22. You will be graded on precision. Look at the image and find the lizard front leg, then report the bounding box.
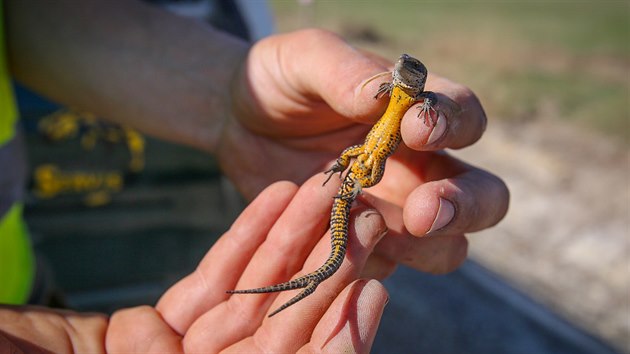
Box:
[416,91,438,126]
[375,81,394,99]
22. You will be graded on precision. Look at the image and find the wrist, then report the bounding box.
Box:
[197,33,249,154]
[0,305,108,353]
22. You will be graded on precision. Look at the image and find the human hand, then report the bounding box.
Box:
[0,178,387,353]
[107,176,389,353]
[217,29,509,277]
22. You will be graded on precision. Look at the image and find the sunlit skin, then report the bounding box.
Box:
[228,54,442,317]
[1,0,508,351]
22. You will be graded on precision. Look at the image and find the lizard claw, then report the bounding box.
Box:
[417,102,438,127]
[416,92,438,127]
[323,164,344,186]
[375,82,394,99]
[334,180,362,201]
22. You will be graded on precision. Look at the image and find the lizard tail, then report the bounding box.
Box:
[267,281,319,317]
[226,275,310,294]
[226,198,352,317]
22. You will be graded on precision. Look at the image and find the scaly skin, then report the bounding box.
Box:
[227,54,438,317]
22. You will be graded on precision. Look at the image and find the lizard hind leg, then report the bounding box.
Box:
[334,175,362,201]
[323,163,345,186]
[323,144,363,186]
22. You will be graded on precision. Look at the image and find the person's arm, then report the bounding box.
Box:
[6,0,245,153]
[0,177,389,353]
[0,306,108,353]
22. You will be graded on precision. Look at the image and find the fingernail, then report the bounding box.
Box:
[354,209,388,248]
[426,111,447,145]
[428,197,455,233]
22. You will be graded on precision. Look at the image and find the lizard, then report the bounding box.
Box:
[227,54,438,317]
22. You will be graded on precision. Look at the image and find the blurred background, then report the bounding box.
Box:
[19,0,628,353]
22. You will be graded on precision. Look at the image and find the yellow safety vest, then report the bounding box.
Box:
[0,0,35,304]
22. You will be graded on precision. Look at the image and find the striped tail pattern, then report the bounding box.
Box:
[227,173,355,317]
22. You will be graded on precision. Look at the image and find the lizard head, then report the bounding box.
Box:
[393,54,428,95]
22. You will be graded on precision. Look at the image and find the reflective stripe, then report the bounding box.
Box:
[0,0,19,145]
[0,203,34,304]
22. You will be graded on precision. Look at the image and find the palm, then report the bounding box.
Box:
[107,178,388,353]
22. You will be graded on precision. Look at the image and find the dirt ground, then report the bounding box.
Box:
[450,118,629,352]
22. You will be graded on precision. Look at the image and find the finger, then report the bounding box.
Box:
[181,174,338,353]
[363,193,470,274]
[365,159,509,274]
[221,280,387,354]
[303,279,388,354]
[361,253,397,280]
[246,203,387,353]
[379,149,509,236]
[378,231,469,275]
[157,180,298,334]
[237,29,391,137]
[107,306,182,352]
[403,166,510,237]
[401,75,487,150]
[278,29,391,123]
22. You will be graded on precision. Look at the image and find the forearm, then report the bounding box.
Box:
[5,0,248,153]
[0,305,108,353]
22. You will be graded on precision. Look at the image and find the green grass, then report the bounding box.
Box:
[270,0,629,142]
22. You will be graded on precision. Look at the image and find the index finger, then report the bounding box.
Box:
[156,181,298,334]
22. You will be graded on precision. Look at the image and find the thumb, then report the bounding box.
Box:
[279,29,391,124]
